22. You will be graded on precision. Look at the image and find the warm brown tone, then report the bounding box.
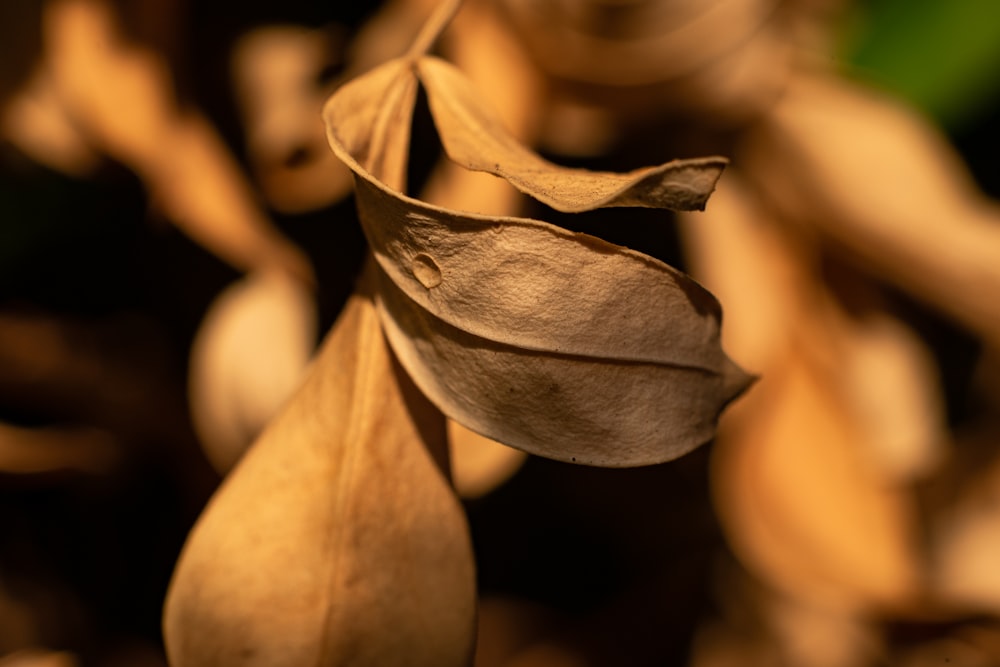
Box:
[162,0,749,663]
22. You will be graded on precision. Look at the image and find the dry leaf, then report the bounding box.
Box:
[741,72,1000,347]
[687,192,924,614]
[712,340,923,614]
[230,25,356,214]
[163,269,476,666]
[448,420,526,499]
[416,57,726,212]
[838,313,946,483]
[322,13,750,466]
[165,2,747,662]
[188,269,317,474]
[494,0,795,126]
[494,0,784,88]
[678,172,805,374]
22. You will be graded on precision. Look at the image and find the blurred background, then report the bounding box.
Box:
[1,0,999,665]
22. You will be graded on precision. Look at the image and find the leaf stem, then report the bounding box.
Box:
[406,0,464,61]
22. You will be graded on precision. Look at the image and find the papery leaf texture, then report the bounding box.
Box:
[163,273,477,666]
[322,7,750,467]
[416,57,727,212]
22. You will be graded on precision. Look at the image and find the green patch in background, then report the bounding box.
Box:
[840,0,1000,131]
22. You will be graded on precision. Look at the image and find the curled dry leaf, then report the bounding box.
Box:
[416,57,727,212]
[322,21,750,467]
[165,2,746,663]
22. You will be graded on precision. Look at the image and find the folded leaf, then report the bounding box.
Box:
[323,45,749,466]
[416,56,727,212]
[377,267,746,466]
[326,57,417,192]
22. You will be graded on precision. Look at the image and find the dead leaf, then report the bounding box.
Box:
[163,267,477,667]
[712,338,923,614]
[322,15,749,466]
[685,173,923,614]
[494,0,780,88]
[741,72,1000,347]
[448,420,526,499]
[164,1,747,661]
[493,0,795,125]
[188,269,317,474]
[416,57,726,212]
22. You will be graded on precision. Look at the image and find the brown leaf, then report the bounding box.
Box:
[687,175,924,613]
[448,420,527,499]
[416,56,727,213]
[164,2,749,662]
[162,268,477,667]
[741,72,1000,347]
[322,40,749,467]
[188,269,317,474]
[712,341,923,613]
